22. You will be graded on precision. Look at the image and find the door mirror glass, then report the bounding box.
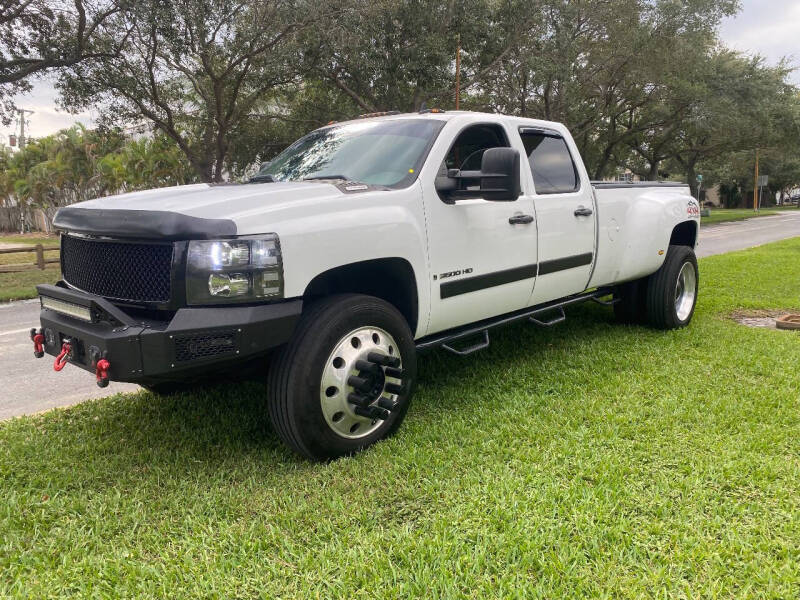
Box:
[479,147,521,201]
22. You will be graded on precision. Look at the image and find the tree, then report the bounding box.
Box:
[58,0,312,182]
[669,52,799,198]
[0,0,125,122]
[475,0,738,179]
[0,124,197,223]
[302,0,533,115]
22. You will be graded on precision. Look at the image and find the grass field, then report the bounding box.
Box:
[700,207,783,225]
[0,234,61,302]
[1,238,799,598]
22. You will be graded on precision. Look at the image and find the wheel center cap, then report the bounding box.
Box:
[356,365,386,403]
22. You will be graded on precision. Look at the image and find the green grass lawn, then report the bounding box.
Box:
[0,234,61,302]
[701,207,783,225]
[2,239,799,598]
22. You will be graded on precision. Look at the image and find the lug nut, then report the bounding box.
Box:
[354,405,390,420]
[384,366,404,379]
[367,352,400,368]
[347,392,370,407]
[384,382,405,395]
[355,359,381,374]
[377,397,397,411]
[347,375,372,393]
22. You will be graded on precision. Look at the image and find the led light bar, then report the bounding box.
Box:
[40,296,93,322]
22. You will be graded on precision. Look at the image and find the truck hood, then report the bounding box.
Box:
[53,181,352,239]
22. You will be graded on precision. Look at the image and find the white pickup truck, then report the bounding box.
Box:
[32,110,700,459]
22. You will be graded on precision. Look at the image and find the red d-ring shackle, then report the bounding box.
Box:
[53,342,71,371]
[30,329,45,358]
[95,358,110,388]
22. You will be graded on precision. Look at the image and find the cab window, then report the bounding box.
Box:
[444,124,509,172]
[520,131,579,194]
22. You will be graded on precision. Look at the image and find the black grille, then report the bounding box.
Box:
[174,331,237,362]
[61,235,173,303]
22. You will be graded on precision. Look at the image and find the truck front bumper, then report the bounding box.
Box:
[34,283,302,385]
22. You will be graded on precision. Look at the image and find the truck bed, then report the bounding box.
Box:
[588,181,694,289]
[591,181,689,189]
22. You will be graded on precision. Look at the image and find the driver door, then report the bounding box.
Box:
[421,121,538,335]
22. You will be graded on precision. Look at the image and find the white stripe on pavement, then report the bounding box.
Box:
[0,328,34,337]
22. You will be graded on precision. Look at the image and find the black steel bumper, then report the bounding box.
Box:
[34,283,302,384]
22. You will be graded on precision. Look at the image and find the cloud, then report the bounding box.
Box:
[2,77,96,145]
[719,0,799,84]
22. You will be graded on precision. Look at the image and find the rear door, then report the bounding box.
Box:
[518,127,596,305]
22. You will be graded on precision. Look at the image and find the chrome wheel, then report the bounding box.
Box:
[674,261,697,321]
[320,326,403,439]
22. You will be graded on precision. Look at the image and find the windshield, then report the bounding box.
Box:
[256,119,444,188]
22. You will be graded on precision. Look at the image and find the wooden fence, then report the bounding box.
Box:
[0,244,60,273]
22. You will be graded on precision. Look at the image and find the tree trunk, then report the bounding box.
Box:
[592,144,615,181]
[189,157,215,183]
[647,159,659,181]
[685,158,698,199]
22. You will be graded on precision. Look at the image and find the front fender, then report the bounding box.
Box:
[237,185,430,337]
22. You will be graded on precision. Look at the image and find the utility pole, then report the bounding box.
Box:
[753,148,759,212]
[455,34,461,110]
[17,108,34,149]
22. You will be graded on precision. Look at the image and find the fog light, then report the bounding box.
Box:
[208,273,250,296]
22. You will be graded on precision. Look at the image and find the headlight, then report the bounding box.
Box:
[186,235,283,304]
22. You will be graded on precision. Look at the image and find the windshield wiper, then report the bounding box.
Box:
[248,174,276,183]
[303,174,350,181]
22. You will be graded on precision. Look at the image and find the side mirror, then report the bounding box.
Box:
[435,148,521,203]
[479,147,520,201]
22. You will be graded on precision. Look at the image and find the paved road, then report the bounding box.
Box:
[697,210,800,257]
[1,211,799,420]
[0,299,140,420]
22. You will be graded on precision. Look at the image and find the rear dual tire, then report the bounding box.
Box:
[266,294,416,461]
[614,245,698,330]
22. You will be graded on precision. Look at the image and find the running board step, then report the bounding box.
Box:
[529,307,565,327]
[441,329,490,356]
[591,295,620,306]
[415,287,615,355]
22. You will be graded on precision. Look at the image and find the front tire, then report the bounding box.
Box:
[267,294,416,460]
[645,245,699,329]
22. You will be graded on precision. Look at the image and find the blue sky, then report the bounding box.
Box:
[3,0,798,141]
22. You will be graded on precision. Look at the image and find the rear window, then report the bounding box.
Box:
[520,132,579,194]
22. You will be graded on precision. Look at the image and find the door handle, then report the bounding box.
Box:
[508,214,534,225]
[574,206,593,217]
